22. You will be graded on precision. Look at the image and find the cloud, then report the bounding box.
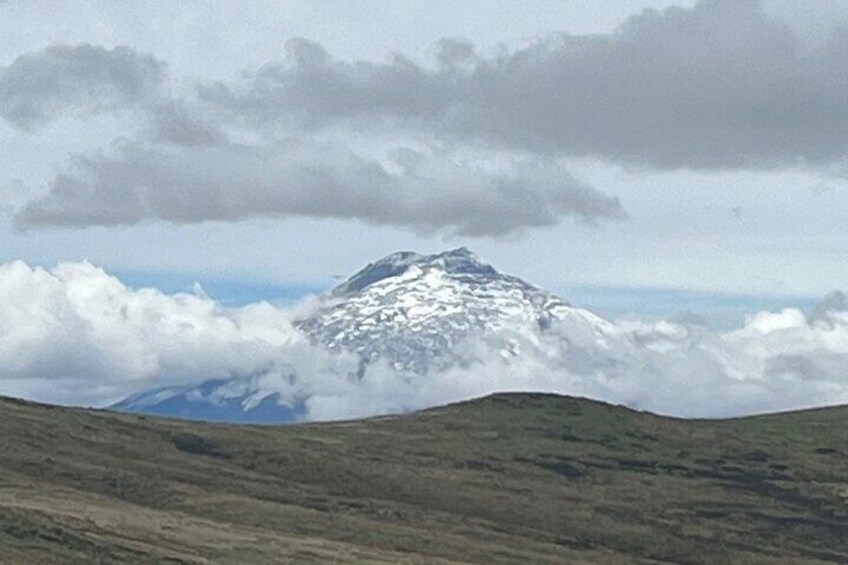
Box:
[1,41,625,235]
[5,1,848,237]
[14,138,624,235]
[146,99,227,146]
[0,44,165,129]
[0,260,352,406]
[302,299,848,421]
[203,0,848,169]
[0,259,847,418]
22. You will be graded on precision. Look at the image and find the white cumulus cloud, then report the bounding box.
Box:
[0,260,846,419]
[0,260,335,405]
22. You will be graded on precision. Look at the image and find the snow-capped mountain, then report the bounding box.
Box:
[296,247,616,373]
[113,248,621,422]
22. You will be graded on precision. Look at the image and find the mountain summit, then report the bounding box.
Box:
[331,248,500,297]
[114,249,617,422]
[295,247,596,375]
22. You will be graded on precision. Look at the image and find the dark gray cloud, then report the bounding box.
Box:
[15,139,624,235]
[202,0,848,169]
[0,44,165,129]
[12,0,843,236]
[146,99,227,146]
[0,40,624,235]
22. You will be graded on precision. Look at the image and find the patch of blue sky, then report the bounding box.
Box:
[113,269,330,307]
[110,268,818,330]
[559,285,817,331]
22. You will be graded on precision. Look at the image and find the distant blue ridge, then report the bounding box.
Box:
[560,284,816,330]
[113,269,329,306]
[112,378,305,424]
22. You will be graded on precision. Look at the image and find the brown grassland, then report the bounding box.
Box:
[0,392,846,563]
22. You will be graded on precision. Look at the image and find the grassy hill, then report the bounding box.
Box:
[0,393,846,564]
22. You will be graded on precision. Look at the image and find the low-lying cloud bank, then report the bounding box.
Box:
[0,261,313,405]
[1,260,846,419]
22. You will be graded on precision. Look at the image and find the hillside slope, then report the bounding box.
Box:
[0,393,847,563]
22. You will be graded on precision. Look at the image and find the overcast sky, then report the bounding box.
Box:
[3,0,848,300]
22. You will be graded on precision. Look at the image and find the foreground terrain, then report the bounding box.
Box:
[0,393,846,564]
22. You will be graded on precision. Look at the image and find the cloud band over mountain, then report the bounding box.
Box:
[0,258,846,420]
[5,1,848,233]
[202,0,848,169]
[14,140,624,235]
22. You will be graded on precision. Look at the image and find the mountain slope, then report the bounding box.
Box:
[115,248,624,423]
[1,393,847,563]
